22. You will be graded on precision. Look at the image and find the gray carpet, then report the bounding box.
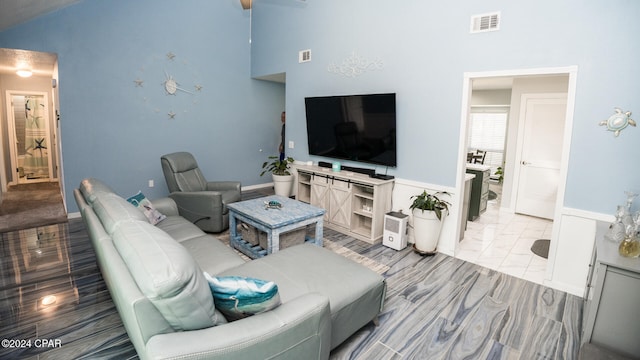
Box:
[0,182,67,233]
[531,239,550,259]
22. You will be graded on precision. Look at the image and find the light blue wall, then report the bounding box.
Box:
[0,0,286,212]
[1,0,638,215]
[251,0,640,214]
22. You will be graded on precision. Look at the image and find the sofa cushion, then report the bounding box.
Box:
[155,216,206,243]
[112,221,224,331]
[79,177,116,204]
[180,235,246,275]
[221,243,385,349]
[204,274,281,321]
[93,193,148,234]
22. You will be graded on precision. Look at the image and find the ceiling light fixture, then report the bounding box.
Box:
[41,294,57,306]
[16,68,33,78]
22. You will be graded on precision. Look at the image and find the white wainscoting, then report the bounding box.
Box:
[391,178,459,256]
[545,208,613,297]
[393,177,611,297]
[252,175,610,297]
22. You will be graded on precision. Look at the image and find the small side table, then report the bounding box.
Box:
[228,195,325,259]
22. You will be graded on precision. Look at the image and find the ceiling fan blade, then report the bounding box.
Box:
[240,0,306,10]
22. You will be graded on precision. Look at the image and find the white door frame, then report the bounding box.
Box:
[456,66,578,282]
[5,90,54,185]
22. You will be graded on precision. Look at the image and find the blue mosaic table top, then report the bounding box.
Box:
[227,195,325,228]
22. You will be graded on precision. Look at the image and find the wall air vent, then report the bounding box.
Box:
[299,49,311,63]
[470,12,500,33]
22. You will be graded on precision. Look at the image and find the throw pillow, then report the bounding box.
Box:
[126,191,166,225]
[203,273,281,321]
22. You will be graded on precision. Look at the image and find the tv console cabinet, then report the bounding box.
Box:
[294,165,394,244]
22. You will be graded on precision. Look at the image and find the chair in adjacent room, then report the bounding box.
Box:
[472,149,487,164]
[160,151,241,233]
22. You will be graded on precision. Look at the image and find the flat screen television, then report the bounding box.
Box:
[304,93,397,167]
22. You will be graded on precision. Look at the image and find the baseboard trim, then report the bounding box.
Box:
[561,207,613,222]
[242,183,273,191]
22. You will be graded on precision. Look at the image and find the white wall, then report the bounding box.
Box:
[471,89,512,107]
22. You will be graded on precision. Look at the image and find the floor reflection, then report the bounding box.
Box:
[3,223,76,321]
[0,221,130,359]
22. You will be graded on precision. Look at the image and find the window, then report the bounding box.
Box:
[468,110,508,178]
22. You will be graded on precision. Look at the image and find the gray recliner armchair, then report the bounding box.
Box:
[161,151,241,233]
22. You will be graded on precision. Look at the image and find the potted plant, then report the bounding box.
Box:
[409,190,451,255]
[495,166,504,183]
[260,155,295,197]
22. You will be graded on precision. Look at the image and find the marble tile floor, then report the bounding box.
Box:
[456,184,553,286]
[0,218,583,359]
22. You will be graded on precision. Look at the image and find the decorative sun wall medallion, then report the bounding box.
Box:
[599,108,635,137]
[134,52,203,119]
[328,51,384,78]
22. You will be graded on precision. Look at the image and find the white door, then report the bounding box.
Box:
[6,92,54,184]
[515,94,567,219]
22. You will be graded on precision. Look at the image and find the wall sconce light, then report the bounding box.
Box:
[16,68,33,78]
[599,108,636,137]
[240,0,252,10]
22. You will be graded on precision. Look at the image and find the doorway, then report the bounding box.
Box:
[6,92,54,184]
[0,48,61,207]
[456,66,578,285]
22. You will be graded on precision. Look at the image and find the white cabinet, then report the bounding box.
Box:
[309,174,329,215]
[295,165,393,244]
[328,178,352,229]
[581,222,640,359]
[311,175,351,229]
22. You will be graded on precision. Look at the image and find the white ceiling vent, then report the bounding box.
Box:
[299,49,311,63]
[470,12,500,33]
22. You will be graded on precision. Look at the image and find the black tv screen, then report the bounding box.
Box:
[304,93,397,167]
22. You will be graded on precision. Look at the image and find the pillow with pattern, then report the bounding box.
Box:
[126,191,166,225]
[204,273,281,321]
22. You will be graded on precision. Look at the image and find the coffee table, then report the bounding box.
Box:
[228,195,325,259]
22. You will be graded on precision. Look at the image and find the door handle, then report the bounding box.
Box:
[521,161,530,165]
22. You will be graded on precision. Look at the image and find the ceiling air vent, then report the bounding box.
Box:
[299,49,311,63]
[470,12,500,33]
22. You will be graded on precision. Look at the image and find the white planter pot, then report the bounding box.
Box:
[272,174,293,197]
[412,209,444,254]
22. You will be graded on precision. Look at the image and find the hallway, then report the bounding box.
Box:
[456,182,552,286]
[0,182,66,233]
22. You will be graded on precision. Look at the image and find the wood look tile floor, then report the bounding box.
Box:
[0,190,584,359]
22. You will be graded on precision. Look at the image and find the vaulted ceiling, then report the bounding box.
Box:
[0,0,80,32]
[0,0,78,76]
[0,1,516,88]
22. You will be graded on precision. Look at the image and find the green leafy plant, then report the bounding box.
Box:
[409,190,451,220]
[495,166,504,183]
[260,156,294,176]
